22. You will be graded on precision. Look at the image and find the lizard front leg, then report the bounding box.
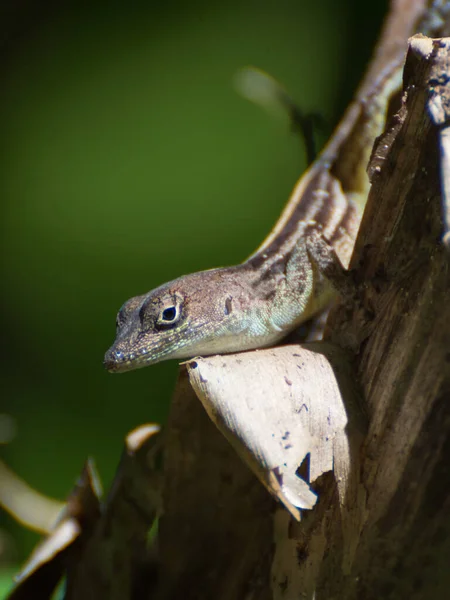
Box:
[305,229,357,300]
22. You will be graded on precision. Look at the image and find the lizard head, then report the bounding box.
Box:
[103,267,255,372]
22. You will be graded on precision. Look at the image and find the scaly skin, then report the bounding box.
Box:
[104,236,334,372]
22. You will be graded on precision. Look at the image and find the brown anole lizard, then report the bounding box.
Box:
[104,0,444,373]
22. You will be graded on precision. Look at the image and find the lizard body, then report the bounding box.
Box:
[104,2,440,373]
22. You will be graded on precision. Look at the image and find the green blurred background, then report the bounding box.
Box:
[0,0,386,581]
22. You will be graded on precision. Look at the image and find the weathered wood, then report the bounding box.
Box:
[6,426,162,600]
[157,369,275,600]
[65,425,162,600]
[186,344,365,520]
[6,460,101,600]
[324,35,450,600]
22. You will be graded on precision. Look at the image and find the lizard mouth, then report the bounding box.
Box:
[103,346,155,373]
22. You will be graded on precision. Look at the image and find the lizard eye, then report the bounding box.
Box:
[156,303,182,329]
[162,307,176,321]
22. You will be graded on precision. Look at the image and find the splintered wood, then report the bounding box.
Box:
[186,344,364,521]
[6,425,162,600]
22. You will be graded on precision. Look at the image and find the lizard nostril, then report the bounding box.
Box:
[103,348,126,372]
